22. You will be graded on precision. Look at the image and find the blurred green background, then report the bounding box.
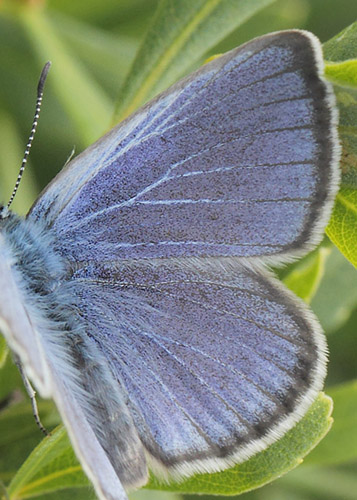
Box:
[0,1,356,500]
[1,0,357,212]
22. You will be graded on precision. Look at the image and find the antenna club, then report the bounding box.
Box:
[38,61,51,94]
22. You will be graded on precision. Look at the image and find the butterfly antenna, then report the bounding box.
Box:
[7,61,51,209]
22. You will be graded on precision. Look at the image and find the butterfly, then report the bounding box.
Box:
[0,30,340,500]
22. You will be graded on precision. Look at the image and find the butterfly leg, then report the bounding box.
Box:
[13,354,50,436]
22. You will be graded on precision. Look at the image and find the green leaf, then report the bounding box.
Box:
[325,60,357,88]
[130,491,181,500]
[7,427,89,500]
[145,394,332,495]
[283,246,331,303]
[327,81,357,267]
[326,79,357,267]
[51,12,138,94]
[324,22,357,88]
[304,380,357,466]
[324,21,357,62]
[5,395,331,498]
[113,0,276,122]
[0,400,58,485]
[310,245,357,333]
[47,0,158,33]
[14,3,113,146]
[323,22,357,267]
[327,187,357,266]
[0,348,22,403]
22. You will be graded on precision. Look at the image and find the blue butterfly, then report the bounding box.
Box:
[0,30,340,500]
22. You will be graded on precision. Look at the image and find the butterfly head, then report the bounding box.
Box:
[0,205,10,220]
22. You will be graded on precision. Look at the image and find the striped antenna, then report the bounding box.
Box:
[7,61,51,209]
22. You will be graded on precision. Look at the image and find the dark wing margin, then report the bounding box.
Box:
[29,30,340,265]
[68,257,327,479]
[7,29,339,500]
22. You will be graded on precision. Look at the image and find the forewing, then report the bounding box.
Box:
[29,30,339,263]
[70,257,327,477]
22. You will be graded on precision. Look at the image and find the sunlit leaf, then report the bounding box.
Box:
[5,395,331,498]
[0,400,58,485]
[324,21,357,267]
[7,427,88,500]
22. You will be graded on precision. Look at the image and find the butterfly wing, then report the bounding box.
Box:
[0,234,51,394]
[68,257,327,477]
[0,238,135,500]
[17,29,339,498]
[47,371,131,500]
[28,30,339,264]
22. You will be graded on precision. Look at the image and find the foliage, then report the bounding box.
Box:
[0,1,356,499]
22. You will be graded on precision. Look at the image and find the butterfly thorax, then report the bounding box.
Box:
[0,205,9,219]
[0,210,69,299]
[0,208,150,488]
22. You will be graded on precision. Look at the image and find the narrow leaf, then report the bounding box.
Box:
[7,427,88,499]
[0,111,38,215]
[51,12,138,92]
[6,395,332,498]
[0,400,58,485]
[16,3,113,146]
[114,0,276,122]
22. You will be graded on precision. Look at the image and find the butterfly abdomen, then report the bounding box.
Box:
[0,211,148,489]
